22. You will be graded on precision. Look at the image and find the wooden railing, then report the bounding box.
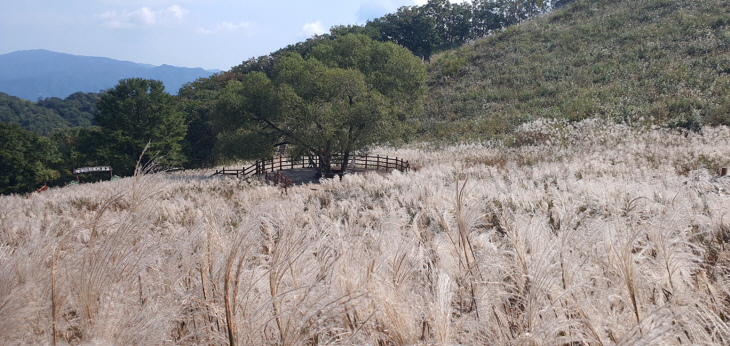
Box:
[212,165,257,177]
[212,154,409,179]
[348,155,410,172]
[265,171,293,190]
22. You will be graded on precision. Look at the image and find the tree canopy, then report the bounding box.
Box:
[94,78,187,175]
[214,34,426,173]
[0,123,61,194]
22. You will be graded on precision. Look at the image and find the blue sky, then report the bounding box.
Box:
[0,0,456,71]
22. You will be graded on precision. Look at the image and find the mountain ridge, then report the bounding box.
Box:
[0,49,219,100]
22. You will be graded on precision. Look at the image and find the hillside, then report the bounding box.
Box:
[0,91,99,134]
[1,120,729,344]
[424,0,730,140]
[0,50,217,100]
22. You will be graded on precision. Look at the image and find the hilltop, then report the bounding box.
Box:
[424,0,730,140]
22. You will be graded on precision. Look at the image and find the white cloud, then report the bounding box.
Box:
[164,5,188,20]
[136,7,156,25]
[197,21,253,35]
[96,5,187,29]
[300,20,326,37]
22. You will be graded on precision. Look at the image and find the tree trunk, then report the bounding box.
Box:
[318,151,331,174]
[341,151,350,173]
[341,126,355,173]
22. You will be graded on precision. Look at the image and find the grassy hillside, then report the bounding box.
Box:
[424,0,730,140]
[0,91,99,135]
[1,119,729,344]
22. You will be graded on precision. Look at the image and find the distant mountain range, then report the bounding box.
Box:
[0,49,219,100]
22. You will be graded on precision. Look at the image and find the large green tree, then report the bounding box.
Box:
[214,34,426,174]
[95,78,187,176]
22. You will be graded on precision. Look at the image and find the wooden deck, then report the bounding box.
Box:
[212,154,409,189]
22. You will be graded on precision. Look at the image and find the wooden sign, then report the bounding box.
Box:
[73,166,112,175]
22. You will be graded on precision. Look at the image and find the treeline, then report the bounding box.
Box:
[0,92,99,135]
[232,0,571,78]
[352,0,574,60]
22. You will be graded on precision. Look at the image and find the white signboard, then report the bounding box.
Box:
[73,166,112,175]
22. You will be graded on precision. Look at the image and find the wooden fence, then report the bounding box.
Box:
[212,154,409,178]
[264,170,293,191]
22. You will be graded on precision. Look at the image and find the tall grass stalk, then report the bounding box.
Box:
[1,119,729,344]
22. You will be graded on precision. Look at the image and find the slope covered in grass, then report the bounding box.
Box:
[2,120,729,344]
[424,0,730,140]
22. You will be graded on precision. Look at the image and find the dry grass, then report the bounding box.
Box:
[1,119,730,345]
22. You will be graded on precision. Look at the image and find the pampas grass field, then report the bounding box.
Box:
[2,119,730,345]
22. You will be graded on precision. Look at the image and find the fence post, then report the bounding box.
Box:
[722,167,728,176]
[376,155,380,170]
[386,156,389,170]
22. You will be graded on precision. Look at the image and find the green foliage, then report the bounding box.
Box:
[46,126,110,183]
[370,6,440,59]
[212,72,281,161]
[48,127,85,180]
[213,35,427,172]
[309,34,427,120]
[361,0,553,60]
[0,123,61,194]
[424,0,730,140]
[227,1,553,78]
[37,92,100,128]
[273,54,391,170]
[215,128,273,162]
[177,73,245,168]
[0,92,69,135]
[0,91,99,135]
[95,78,187,176]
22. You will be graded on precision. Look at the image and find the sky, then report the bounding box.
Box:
[0,0,458,71]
